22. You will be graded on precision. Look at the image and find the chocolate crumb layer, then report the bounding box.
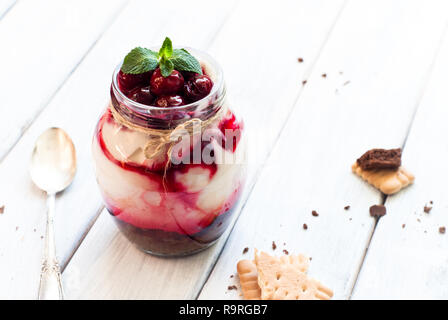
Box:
[357,148,402,171]
[370,205,386,217]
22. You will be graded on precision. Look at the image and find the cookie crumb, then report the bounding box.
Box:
[344,205,350,210]
[15,226,19,231]
[0,205,4,214]
[424,205,432,214]
[230,275,234,278]
[311,210,319,217]
[303,223,308,230]
[282,249,289,255]
[439,227,446,234]
[430,201,433,205]
[298,57,304,63]
[242,247,249,254]
[227,285,238,291]
[370,205,386,217]
[272,241,277,250]
[402,224,406,229]
[302,80,307,86]
[322,73,327,78]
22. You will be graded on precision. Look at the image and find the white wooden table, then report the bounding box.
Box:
[1,0,448,300]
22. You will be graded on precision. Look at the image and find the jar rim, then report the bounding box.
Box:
[111,47,224,113]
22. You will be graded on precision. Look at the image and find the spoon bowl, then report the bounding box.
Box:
[30,127,76,194]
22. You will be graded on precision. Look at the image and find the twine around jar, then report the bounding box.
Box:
[109,101,227,188]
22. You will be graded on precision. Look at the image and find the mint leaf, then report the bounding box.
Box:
[169,49,202,74]
[121,47,158,74]
[159,37,173,59]
[159,58,174,77]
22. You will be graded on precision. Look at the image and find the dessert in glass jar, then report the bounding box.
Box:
[92,38,246,256]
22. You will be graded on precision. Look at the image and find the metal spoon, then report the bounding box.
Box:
[29,127,77,300]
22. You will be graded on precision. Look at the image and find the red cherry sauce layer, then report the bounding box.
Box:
[96,109,243,236]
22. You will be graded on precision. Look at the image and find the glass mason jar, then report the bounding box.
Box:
[92,49,246,256]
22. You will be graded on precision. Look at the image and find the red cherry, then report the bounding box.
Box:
[183,74,213,102]
[127,86,155,105]
[150,68,184,95]
[154,95,186,108]
[117,70,151,93]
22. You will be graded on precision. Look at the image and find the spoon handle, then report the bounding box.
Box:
[38,193,64,300]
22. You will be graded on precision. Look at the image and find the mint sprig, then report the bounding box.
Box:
[121,47,158,74]
[120,37,203,77]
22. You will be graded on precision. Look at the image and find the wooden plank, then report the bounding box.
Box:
[62,0,346,299]
[0,0,126,161]
[352,24,448,300]
[0,0,238,301]
[0,0,16,20]
[199,0,448,300]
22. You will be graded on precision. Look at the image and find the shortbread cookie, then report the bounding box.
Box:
[237,260,262,300]
[357,148,402,171]
[254,251,332,300]
[237,252,310,300]
[352,162,414,195]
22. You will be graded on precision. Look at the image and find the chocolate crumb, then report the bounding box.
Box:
[343,80,351,86]
[349,218,352,221]
[33,229,36,232]
[357,148,402,171]
[303,223,308,230]
[417,218,421,223]
[322,73,327,78]
[430,201,433,205]
[402,224,406,229]
[228,285,237,291]
[302,80,307,86]
[0,205,4,214]
[230,275,234,278]
[272,241,277,250]
[311,210,319,217]
[283,249,289,255]
[344,205,350,210]
[309,257,313,261]
[439,227,446,234]
[298,57,304,63]
[242,247,249,254]
[424,206,432,214]
[40,236,44,239]
[370,205,386,217]
[15,226,19,231]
